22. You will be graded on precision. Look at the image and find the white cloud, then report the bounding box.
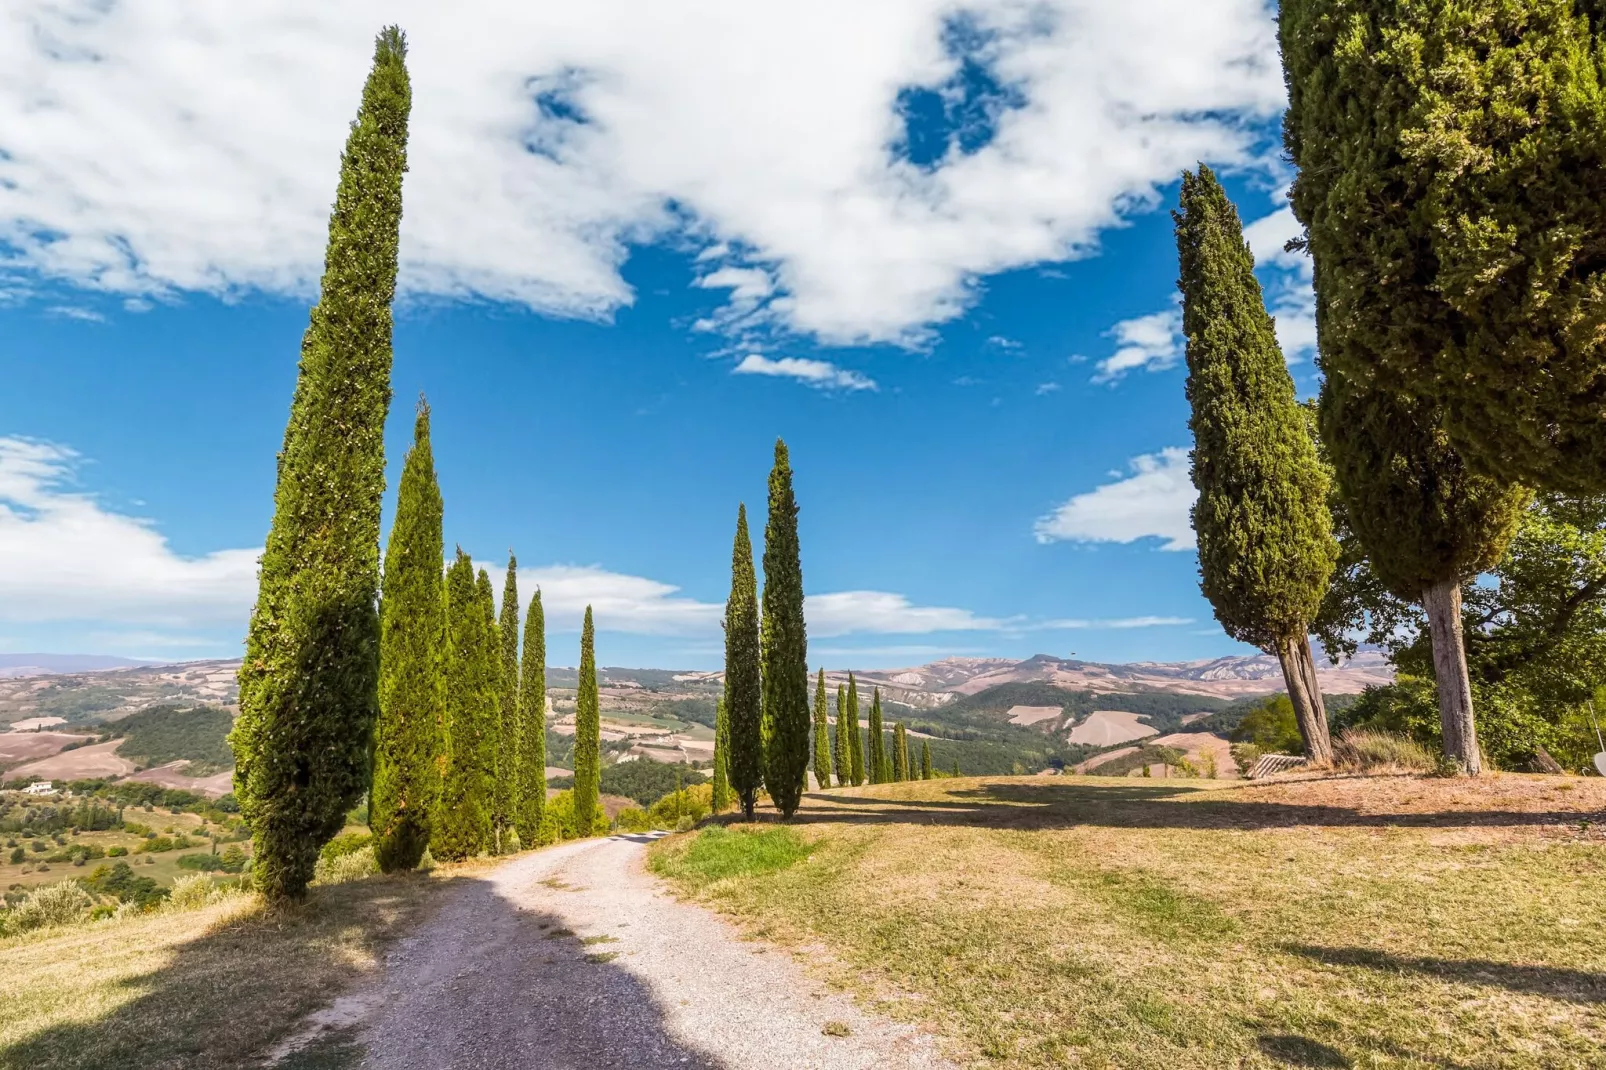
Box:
[1092,307,1183,383]
[1242,204,1317,362]
[516,565,724,637]
[804,591,1012,637]
[732,354,877,391]
[1035,381,1061,395]
[1034,447,1196,550]
[0,1,1285,345]
[0,438,261,626]
[1040,615,1193,629]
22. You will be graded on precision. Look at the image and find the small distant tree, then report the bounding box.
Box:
[724,506,764,819]
[832,682,849,786]
[952,758,961,777]
[760,440,810,818]
[845,674,865,786]
[811,669,832,788]
[866,689,888,784]
[495,553,520,849]
[920,741,932,780]
[572,606,601,833]
[514,588,547,844]
[711,698,732,813]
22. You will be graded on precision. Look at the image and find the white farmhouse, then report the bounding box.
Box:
[20,781,55,796]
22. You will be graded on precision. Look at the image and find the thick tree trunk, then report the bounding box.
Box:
[1275,633,1333,765]
[1422,580,1482,775]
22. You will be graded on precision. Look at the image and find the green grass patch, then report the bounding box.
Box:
[648,825,812,886]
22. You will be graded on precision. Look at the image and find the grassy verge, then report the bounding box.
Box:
[650,775,1606,1069]
[0,871,446,1070]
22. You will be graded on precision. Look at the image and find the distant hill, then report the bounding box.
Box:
[0,653,156,678]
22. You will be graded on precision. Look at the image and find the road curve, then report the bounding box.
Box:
[342,833,953,1069]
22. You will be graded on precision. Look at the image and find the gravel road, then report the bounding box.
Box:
[337,833,954,1069]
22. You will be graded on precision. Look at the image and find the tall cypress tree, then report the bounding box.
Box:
[952,758,961,777]
[832,682,849,787]
[495,553,520,848]
[1280,0,1606,494]
[920,741,932,780]
[724,505,764,819]
[811,669,832,789]
[231,28,411,901]
[711,697,733,813]
[572,606,601,834]
[514,588,547,844]
[432,550,494,860]
[1176,166,1339,764]
[1320,371,1528,774]
[372,399,442,873]
[866,688,887,785]
[760,440,810,818]
[891,723,907,782]
[846,674,865,786]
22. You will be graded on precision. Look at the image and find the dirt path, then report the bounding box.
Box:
[323,834,953,1069]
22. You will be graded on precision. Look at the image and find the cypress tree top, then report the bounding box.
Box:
[232,26,411,901]
[1177,165,1337,650]
[761,439,810,818]
[1281,0,1606,492]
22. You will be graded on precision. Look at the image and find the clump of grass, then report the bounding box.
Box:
[2,880,93,935]
[648,826,812,886]
[584,951,620,964]
[822,1021,851,1037]
[312,845,379,886]
[1333,728,1435,773]
[580,934,618,946]
[544,927,575,939]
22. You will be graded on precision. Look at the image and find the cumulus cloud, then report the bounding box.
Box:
[1092,308,1184,382]
[1242,204,1317,362]
[804,591,1012,637]
[732,354,877,391]
[1040,615,1193,629]
[0,1,1284,344]
[1034,447,1196,550]
[515,565,724,636]
[0,438,261,626]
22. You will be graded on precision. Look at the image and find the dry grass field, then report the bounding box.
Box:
[651,774,1606,1069]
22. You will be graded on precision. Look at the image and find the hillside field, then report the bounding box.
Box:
[651,774,1606,1069]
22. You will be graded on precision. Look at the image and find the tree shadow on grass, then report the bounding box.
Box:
[771,780,1603,834]
[1257,1033,1351,1068]
[0,866,726,1070]
[1283,944,1606,1004]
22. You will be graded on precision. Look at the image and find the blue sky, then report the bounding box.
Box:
[0,1,1316,669]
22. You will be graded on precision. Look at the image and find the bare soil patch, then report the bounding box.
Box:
[123,762,234,797]
[1148,731,1239,776]
[8,739,133,780]
[1066,710,1157,746]
[1006,705,1062,726]
[1072,745,1137,773]
[0,731,84,765]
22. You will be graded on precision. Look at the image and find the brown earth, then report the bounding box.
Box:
[1147,732,1239,777]
[123,762,235,797]
[0,730,86,766]
[7,738,134,780]
[1066,710,1158,747]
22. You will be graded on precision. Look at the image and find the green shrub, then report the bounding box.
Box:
[648,783,712,829]
[177,853,227,872]
[613,808,651,834]
[106,846,127,857]
[545,790,609,841]
[8,880,93,932]
[312,845,378,886]
[1229,696,1305,754]
[82,861,167,909]
[7,847,21,864]
[166,873,226,911]
[319,832,374,863]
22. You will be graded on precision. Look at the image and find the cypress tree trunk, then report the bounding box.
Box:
[1422,581,1482,775]
[1274,635,1333,765]
[572,606,601,835]
[846,674,865,786]
[432,550,494,860]
[711,698,732,813]
[832,683,848,787]
[231,27,411,902]
[514,588,547,844]
[372,400,443,873]
[496,554,520,849]
[866,689,886,785]
[1294,636,1332,755]
[760,440,810,818]
[920,741,932,780]
[724,506,764,820]
[812,669,832,789]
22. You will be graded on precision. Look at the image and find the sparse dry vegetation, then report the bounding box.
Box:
[651,775,1606,1069]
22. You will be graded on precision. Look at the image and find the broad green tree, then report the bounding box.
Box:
[232,27,411,901]
[760,440,810,817]
[724,505,764,819]
[866,688,888,784]
[920,741,932,780]
[711,698,733,813]
[515,588,547,844]
[496,553,520,848]
[1176,165,1338,763]
[1320,371,1527,774]
[811,669,832,788]
[831,682,848,787]
[1281,0,1606,494]
[892,722,909,782]
[845,674,865,786]
[432,550,496,860]
[572,606,601,834]
[372,399,442,873]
